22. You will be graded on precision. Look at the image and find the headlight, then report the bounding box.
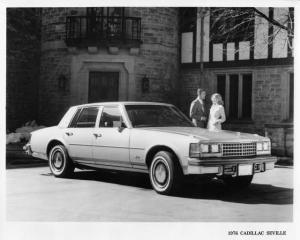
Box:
[257,141,271,154]
[257,142,263,151]
[189,143,201,158]
[190,143,221,158]
[200,144,209,153]
[211,144,220,153]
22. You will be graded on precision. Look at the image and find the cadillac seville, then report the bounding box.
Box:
[25,102,277,194]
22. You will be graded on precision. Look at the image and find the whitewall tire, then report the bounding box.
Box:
[149,151,182,195]
[49,145,74,178]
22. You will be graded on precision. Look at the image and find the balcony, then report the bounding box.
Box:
[66,15,142,48]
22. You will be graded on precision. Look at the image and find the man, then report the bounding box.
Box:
[190,88,208,128]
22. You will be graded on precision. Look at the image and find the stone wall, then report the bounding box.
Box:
[6,8,41,131]
[253,67,290,125]
[179,68,213,115]
[179,65,294,155]
[39,7,179,125]
[131,7,179,104]
[39,50,71,126]
[265,123,293,157]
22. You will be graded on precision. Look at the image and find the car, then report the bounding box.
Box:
[25,102,277,194]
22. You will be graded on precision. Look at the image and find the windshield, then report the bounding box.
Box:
[125,105,194,128]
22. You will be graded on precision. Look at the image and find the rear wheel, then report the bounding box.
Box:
[223,175,253,189]
[49,145,74,178]
[149,151,182,195]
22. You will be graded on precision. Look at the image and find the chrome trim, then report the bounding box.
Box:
[188,155,277,166]
[76,162,148,173]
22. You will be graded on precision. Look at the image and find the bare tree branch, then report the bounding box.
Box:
[252,8,290,33]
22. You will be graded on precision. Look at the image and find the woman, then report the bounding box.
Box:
[207,93,226,131]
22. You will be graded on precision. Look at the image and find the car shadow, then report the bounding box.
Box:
[59,169,293,205]
[176,179,293,205]
[70,169,152,190]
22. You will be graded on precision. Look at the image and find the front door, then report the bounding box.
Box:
[93,105,131,168]
[88,71,119,103]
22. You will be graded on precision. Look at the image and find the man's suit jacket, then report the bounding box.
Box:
[190,98,208,127]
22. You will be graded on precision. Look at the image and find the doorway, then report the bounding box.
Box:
[88,71,119,103]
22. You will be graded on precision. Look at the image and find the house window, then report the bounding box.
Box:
[180,8,197,63]
[217,73,252,120]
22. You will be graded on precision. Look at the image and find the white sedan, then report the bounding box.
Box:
[25,102,277,195]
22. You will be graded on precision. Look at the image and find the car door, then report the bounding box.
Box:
[93,105,131,168]
[64,106,99,165]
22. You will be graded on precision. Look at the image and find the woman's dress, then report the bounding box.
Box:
[207,104,226,131]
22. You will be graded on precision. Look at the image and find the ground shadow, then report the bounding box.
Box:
[55,169,293,205]
[6,159,48,169]
[71,169,152,190]
[176,179,293,205]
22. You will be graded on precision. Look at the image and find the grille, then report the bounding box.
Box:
[222,143,256,157]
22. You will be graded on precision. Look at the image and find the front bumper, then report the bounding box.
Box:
[186,155,277,175]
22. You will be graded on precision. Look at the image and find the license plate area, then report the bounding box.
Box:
[223,163,265,176]
[238,164,253,176]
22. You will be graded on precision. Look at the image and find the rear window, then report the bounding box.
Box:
[58,106,77,128]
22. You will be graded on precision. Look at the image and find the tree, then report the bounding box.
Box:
[208,7,294,52]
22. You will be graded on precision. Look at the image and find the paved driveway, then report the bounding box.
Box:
[6,165,293,221]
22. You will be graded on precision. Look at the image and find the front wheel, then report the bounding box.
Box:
[49,145,74,178]
[149,151,182,195]
[223,175,253,189]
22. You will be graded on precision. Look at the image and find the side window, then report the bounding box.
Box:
[99,107,123,128]
[71,107,99,128]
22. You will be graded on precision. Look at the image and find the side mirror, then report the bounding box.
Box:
[116,121,127,132]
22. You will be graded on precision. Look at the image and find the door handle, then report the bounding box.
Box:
[65,132,73,136]
[93,133,102,138]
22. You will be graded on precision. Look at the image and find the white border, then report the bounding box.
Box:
[1,1,299,240]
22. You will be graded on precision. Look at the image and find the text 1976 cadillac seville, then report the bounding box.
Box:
[26,102,277,194]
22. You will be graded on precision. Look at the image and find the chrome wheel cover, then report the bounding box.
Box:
[151,156,171,191]
[49,146,66,175]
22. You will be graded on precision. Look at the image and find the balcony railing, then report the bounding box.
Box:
[66,16,142,47]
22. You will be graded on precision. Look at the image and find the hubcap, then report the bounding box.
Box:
[154,163,167,184]
[52,150,64,170]
[151,157,170,191]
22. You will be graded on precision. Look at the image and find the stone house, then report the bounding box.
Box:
[179,7,293,156]
[6,7,293,156]
[6,8,40,131]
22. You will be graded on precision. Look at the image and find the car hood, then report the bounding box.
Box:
[141,127,267,142]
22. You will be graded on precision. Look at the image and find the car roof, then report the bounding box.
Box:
[72,101,174,108]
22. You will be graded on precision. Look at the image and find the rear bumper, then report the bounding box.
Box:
[186,155,277,175]
[23,143,48,161]
[23,143,33,155]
